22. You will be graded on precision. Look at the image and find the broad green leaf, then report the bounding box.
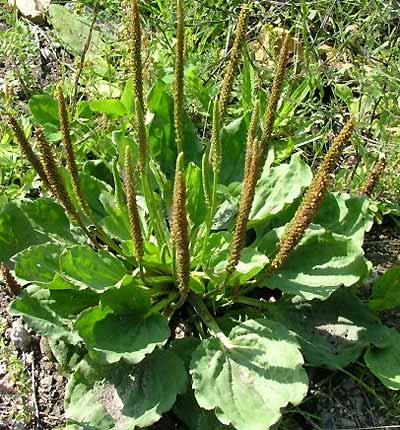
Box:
[75,280,170,364]
[174,389,232,430]
[9,286,97,343]
[21,198,74,242]
[14,243,63,283]
[313,192,372,245]
[48,5,105,60]
[29,94,59,126]
[186,163,207,226]
[60,245,127,292]
[205,231,269,284]
[0,203,44,262]
[65,349,188,429]
[368,266,400,312]
[0,198,74,262]
[269,288,389,369]
[191,319,308,430]
[120,79,135,114]
[83,160,114,186]
[250,154,312,225]
[205,232,269,285]
[147,80,202,176]
[365,328,400,390]
[219,116,248,185]
[259,225,369,300]
[89,99,127,117]
[79,173,113,221]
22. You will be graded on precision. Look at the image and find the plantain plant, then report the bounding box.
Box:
[1,1,399,430]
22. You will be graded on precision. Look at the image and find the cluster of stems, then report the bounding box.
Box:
[225,32,291,279]
[267,118,356,275]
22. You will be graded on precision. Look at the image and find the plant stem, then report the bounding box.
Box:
[141,171,171,254]
[188,293,230,345]
[200,166,219,265]
[145,291,179,318]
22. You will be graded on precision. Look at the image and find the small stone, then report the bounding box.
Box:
[0,373,16,394]
[7,0,51,24]
[8,320,31,352]
[337,418,356,428]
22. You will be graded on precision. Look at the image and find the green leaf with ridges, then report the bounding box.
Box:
[190,319,308,430]
[365,328,400,390]
[9,286,98,343]
[368,265,400,312]
[14,243,63,283]
[60,245,127,292]
[65,349,188,429]
[250,154,312,225]
[269,288,389,369]
[259,225,369,300]
[75,280,170,364]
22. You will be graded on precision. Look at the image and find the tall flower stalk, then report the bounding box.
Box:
[124,146,144,267]
[128,0,170,249]
[171,153,190,307]
[257,32,291,178]
[266,118,356,275]
[359,157,385,196]
[7,116,51,190]
[201,5,249,265]
[226,102,260,277]
[56,86,120,253]
[34,127,94,241]
[174,0,184,155]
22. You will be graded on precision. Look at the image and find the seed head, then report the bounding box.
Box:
[359,157,386,197]
[268,118,356,274]
[7,116,51,189]
[174,0,185,154]
[226,102,260,275]
[124,146,144,262]
[258,32,291,177]
[218,4,249,121]
[209,97,221,171]
[171,153,190,295]
[35,127,80,223]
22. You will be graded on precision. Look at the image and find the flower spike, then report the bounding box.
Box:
[258,32,291,177]
[174,0,185,154]
[267,118,356,275]
[124,145,144,263]
[171,153,190,301]
[218,4,249,121]
[359,157,386,196]
[7,116,51,190]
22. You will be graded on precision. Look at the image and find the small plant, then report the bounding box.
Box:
[2,2,400,429]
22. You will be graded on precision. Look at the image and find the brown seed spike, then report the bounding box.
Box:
[7,116,51,190]
[35,127,80,224]
[171,153,190,297]
[129,0,148,173]
[129,0,144,110]
[124,146,144,262]
[218,4,249,121]
[0,263,21,296]
[226,102,260,276]
[267,118,356,275]
[258,32,291,178]
[174,0,185,154]
[359,157,386,197]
